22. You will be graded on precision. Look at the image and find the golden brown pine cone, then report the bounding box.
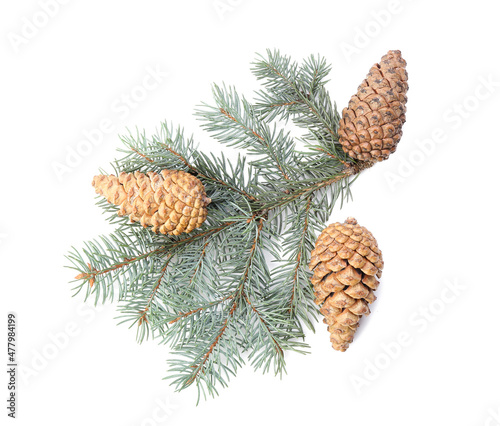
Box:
[338,50,408,163]
[92,170,211,235]
[309,218,383,351]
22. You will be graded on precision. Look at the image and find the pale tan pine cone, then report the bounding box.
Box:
[92,170,211,236]
[309,218,383,351]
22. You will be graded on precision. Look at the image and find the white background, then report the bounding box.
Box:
[2,1,500,425]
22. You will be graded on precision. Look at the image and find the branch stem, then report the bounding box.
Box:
[186,218,265,386]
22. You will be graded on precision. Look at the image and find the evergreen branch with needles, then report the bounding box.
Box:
[67,50,379,401]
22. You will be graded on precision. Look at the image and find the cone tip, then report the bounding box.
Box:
[345,217,358,225]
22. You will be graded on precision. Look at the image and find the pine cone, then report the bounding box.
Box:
[309,218,383,351]
[338,50,408,163]
[92,170,211,235]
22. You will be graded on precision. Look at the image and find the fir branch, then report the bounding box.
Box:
[82,246,164,280]
[243,291,283,357]
[185,295,239,387]
[196,84,295,185]
[243,293,308,374]
[167,218,265,399]
[116,125,195,174]
[129,146,154,163]
[136,253,174,326]
[268,197,317,333]
[252,50,342,148]
[66,49,383,401]
[118,124,260,204]
[260,169,352,212]
[287,196,313,314]
[67,228,166,303]
[194,152,260,203]
[168,294,234,325]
